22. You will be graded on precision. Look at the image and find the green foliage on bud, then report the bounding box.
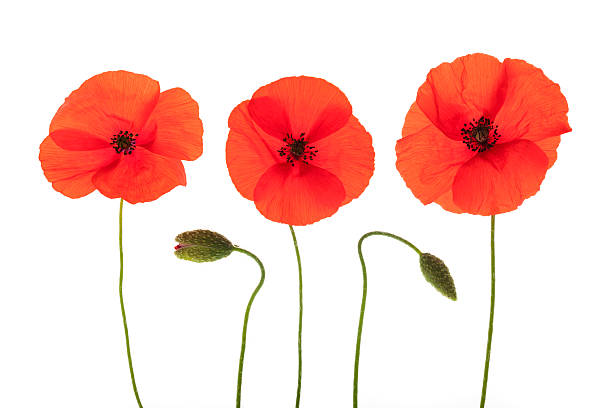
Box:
[419,253,457,301]
[174,230,235,263]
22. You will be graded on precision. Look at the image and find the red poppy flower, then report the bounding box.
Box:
[226,76,375,225]
[396,53,571,215]
[40,70,203,204]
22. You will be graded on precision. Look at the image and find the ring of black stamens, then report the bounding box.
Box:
[110,130,137,155]
[277,133,318,166]
[461,116,500,153]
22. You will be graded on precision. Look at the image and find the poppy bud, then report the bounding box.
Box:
[419,253,457,301]
[174,230,235,263]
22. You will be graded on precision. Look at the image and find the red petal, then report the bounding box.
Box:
[533,135,561,169]
[139,88,203,160]
[50,70,160,139]
[495,58,571,144]
[253,163,345,225]
[247,96,292,140]
[50,129,111,151]
[39,136,117,198]
[248,76,352,142]
[313,115,374,205]
[417,54,506,140]
[396,103,475,207]
[92,148,186,204]
[226,101,285,200]
[452,140,549,215]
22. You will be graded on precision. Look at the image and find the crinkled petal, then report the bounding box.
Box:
[247,96,292,141]
[495,58,571,144]
[226,101,285,200]
[50,71,160,142]
[533,135,561,169]
[452,139,549,215]
[253,163,345,225]
[39,136,117,198]
[92,148,186,204]
[396,103,475,205]
[139,88,203,160]
[248,76,352,142]
[314,115,374,205]
[417,54,506,140]
[50,129,111,151]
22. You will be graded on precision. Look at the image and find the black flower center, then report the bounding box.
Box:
[461,116,500,153]
[277,133,318,166]
[110,130,137,155]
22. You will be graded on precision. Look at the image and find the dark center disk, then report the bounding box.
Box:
[116,136,132,149]
[277,133,318,166]
[460,116,500,153]
[473,127,490,143]
[290,139,307,157]
[110,130,137,155]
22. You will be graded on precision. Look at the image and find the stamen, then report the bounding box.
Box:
[461,116,500,153]
[277,133,318,166]
[110,130,137,155]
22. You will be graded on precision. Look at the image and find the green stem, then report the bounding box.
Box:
[289,225,303,408]
[232,247,266,408]
[353,231,422,408]
[118,198,144,408]
[480,215,496,407]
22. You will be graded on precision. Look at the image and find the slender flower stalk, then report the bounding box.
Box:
[174,230,265,407]
[480,215,496,407]
[118,199,144,408]
[289,225,303,408]
[353,231,456,408]
[233,248,266,408]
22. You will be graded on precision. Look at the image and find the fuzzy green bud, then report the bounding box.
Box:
[419,253,457,301]
[174,230,235,263]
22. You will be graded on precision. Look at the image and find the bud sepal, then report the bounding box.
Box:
[174,230,235,263]
[419,253,457,301]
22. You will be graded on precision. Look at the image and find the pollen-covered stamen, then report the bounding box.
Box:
[277,132,318,167]
[461,116,500,153]
[110,130,137,155]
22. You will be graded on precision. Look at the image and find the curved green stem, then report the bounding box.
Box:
[118,199,144,408]
[480,215,496,407]
[289,225,303,408]
[353,231,422,408]
[232,247,266,408]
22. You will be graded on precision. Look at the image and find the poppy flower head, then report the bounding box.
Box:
[39,70,203,204]
[226,76,375,226]
[396,53,571,215]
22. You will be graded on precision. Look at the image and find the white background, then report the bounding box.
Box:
[1,1,610,407]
